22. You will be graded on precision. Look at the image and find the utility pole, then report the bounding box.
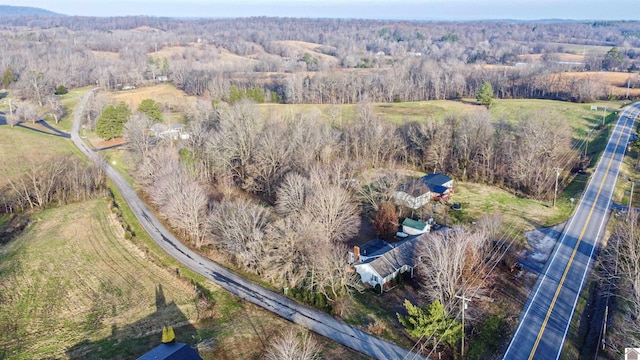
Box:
[455,293,472,358]
[629,180,635,220]
[584,129,593,156]
[602,107,607,127]
[553,167,562,207]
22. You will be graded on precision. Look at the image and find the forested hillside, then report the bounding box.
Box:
[0,5,63,17]
[1,17,639,105]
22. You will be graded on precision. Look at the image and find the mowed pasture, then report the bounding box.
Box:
[108,83,199,112]
[0,199,198,359]
[0,197,359,359]
[548,42,640,56]
[0,125,80,187]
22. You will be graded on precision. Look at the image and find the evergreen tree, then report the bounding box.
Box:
[96,102,131,140]
[137,98,162,122]
[2,66,16,89]
[476,81,494,106]
[397,299,462,353]
[54,85,68,95]
[603,47,624,70]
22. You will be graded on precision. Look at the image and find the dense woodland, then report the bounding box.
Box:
[1,17,640,105]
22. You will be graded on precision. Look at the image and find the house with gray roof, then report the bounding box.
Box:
[394,173,453,209]
[353,234,431,293]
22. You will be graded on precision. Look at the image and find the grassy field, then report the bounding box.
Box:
[548,42,640,56]
[107,83,198,113]
[0,197,359,359]
[260,97,622,130]
[451,182,567,233]
[0,199,199,359]
[0,125,81,187]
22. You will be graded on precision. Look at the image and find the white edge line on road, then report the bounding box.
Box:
[554,108,638,360]
[502,105,633,359]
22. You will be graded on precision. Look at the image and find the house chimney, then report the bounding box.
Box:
[354,246,360,263]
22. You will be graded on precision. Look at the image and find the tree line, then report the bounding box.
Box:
[1,17,639,111]
[0,157,105,213]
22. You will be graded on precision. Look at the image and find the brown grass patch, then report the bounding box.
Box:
[272,40,339,65]
[91,50,120,61]
[150,43,259,68]
[107,83,198,111]
[518,53,586,63]
[557,71,640,96]
[130,25,162,33]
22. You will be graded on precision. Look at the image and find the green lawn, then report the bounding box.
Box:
[0,126,81,186]
[0,199,202,359]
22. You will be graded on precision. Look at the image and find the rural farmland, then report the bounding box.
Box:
[1,4,640,360]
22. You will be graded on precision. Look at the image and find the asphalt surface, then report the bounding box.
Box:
[503,103,640,360]
[70,91,427,360]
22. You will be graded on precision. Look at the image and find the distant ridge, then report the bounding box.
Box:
[0,5,64,17]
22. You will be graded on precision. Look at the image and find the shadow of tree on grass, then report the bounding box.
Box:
[65,284,198,360]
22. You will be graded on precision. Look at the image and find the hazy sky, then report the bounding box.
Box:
[6,0,640,20]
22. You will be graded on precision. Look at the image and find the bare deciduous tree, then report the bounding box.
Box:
[5,112,21,127]
[603,216,640,318]
[16,101,39,124]
[266,328,321,360]
[207,198,271,271]
[262,215,320,289]
[308,242,363,304]
[136,146,181,187]
[124,113,154,162]
[304,182,359,244]
[275,173,310,217]
[355,172,405,212]
[4,156,104,211]
[46,95,64,124]
[417,229,496,315]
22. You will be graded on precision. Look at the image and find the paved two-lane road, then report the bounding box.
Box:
[70,91,426,360]
[503,103,640,360]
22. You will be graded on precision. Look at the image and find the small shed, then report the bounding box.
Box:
[402,218,429,236]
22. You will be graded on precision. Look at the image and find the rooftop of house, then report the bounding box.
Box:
[357,238,394,258]
[402,218,427,231]
[368,234,427,279]
[397,178,430,197]
[422,173,453,187]
[397,174,452,197]
[137,342,202,360]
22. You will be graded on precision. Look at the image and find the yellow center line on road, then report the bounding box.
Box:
[527,118,628,360]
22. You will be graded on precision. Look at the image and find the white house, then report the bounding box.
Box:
[394,173,453,209]
[352,235,430,293]
[394,181,431,209]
